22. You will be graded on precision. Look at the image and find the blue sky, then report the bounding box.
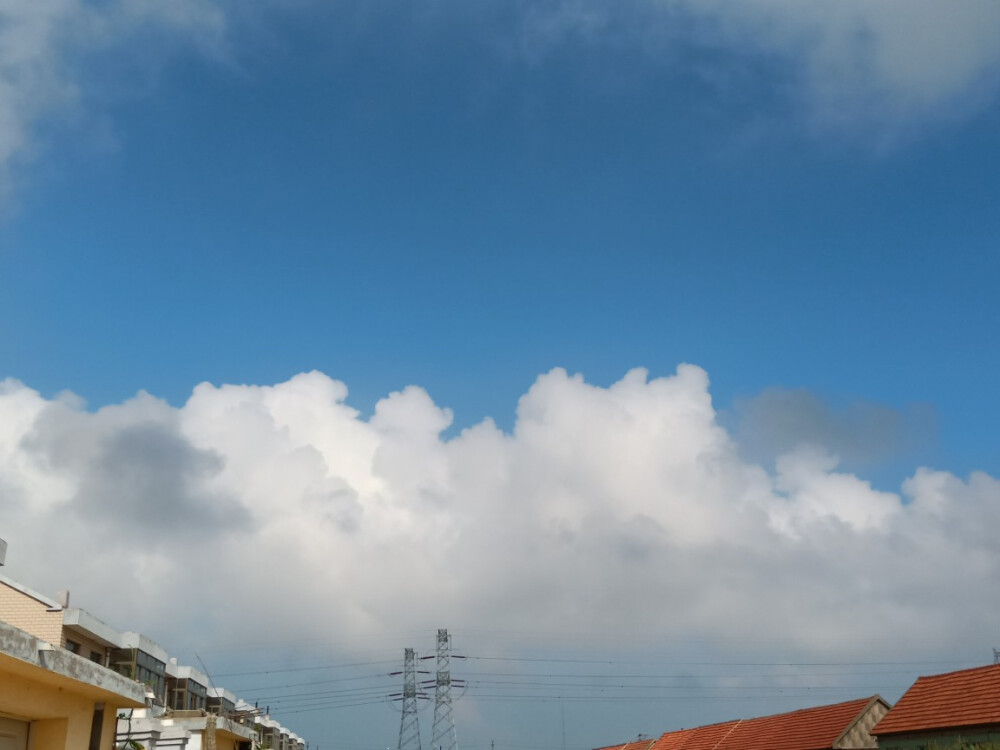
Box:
[2,1,1000,747]
[4,1,998,484]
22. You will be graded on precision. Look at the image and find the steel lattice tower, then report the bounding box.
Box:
[431,629,458,750]
[398,648,422,750]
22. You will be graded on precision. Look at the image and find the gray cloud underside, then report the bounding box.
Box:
[0,367,996,660]
[727,387,937,470]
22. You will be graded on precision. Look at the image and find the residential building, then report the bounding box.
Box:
[0,617,146,750]
[207,687,238,717]
[109,631,171,705]
[0,573,121,668]
[0,567,308,750]
[166,661,209,711]
[872,663,1000,750]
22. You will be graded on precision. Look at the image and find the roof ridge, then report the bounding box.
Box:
[912,662,1000,681]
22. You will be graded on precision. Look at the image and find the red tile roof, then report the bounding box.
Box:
[594,740,657,750]
[873,663,1000,736]
[651,720,741,750]
[649,697,884,750]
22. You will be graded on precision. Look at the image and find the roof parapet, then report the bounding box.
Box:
[62,606,123,648]
[119,631,171,662]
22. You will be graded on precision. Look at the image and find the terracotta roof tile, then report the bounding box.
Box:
[651,720,742,750]
[649,697,882,750]
[873,663,1000,736]
[595,740,656,750]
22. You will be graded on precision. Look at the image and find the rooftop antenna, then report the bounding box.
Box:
[993,649,999,665]
[195,653,225,715]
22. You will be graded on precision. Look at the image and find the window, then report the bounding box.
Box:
[65,639,80,654]
[109,648,166,703]
[90,650,103,664]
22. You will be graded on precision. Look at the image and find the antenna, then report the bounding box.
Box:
[397,648,423,750]
[195,653,226,717]
[993,649,999,665]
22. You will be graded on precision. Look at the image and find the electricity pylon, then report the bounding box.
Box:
[431,629,459,750]
[397,648,422,750]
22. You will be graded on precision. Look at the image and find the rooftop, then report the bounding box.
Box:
[595,739,656,750]
[873,663,1000,736]
[650,696,887,750]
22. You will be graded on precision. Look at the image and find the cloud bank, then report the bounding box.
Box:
[1,367,995,661]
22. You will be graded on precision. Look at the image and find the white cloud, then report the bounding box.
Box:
[0,366,996,662]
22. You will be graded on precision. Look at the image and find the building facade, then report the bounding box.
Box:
[0,570,306,750]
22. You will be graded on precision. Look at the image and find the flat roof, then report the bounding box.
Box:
[119,631,170,662]
[62,606,122,648]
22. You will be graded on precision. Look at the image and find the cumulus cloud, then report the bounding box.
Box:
[0,0,226,195]
[0,366,996,662]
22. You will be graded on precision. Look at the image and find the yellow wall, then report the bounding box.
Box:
[0,669,100,750]
[0,584,63,646]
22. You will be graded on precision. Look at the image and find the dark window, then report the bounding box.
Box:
[109,648,166,703]
[65,640,80,654]
[90,650,103,664]
[88,705,104,750]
